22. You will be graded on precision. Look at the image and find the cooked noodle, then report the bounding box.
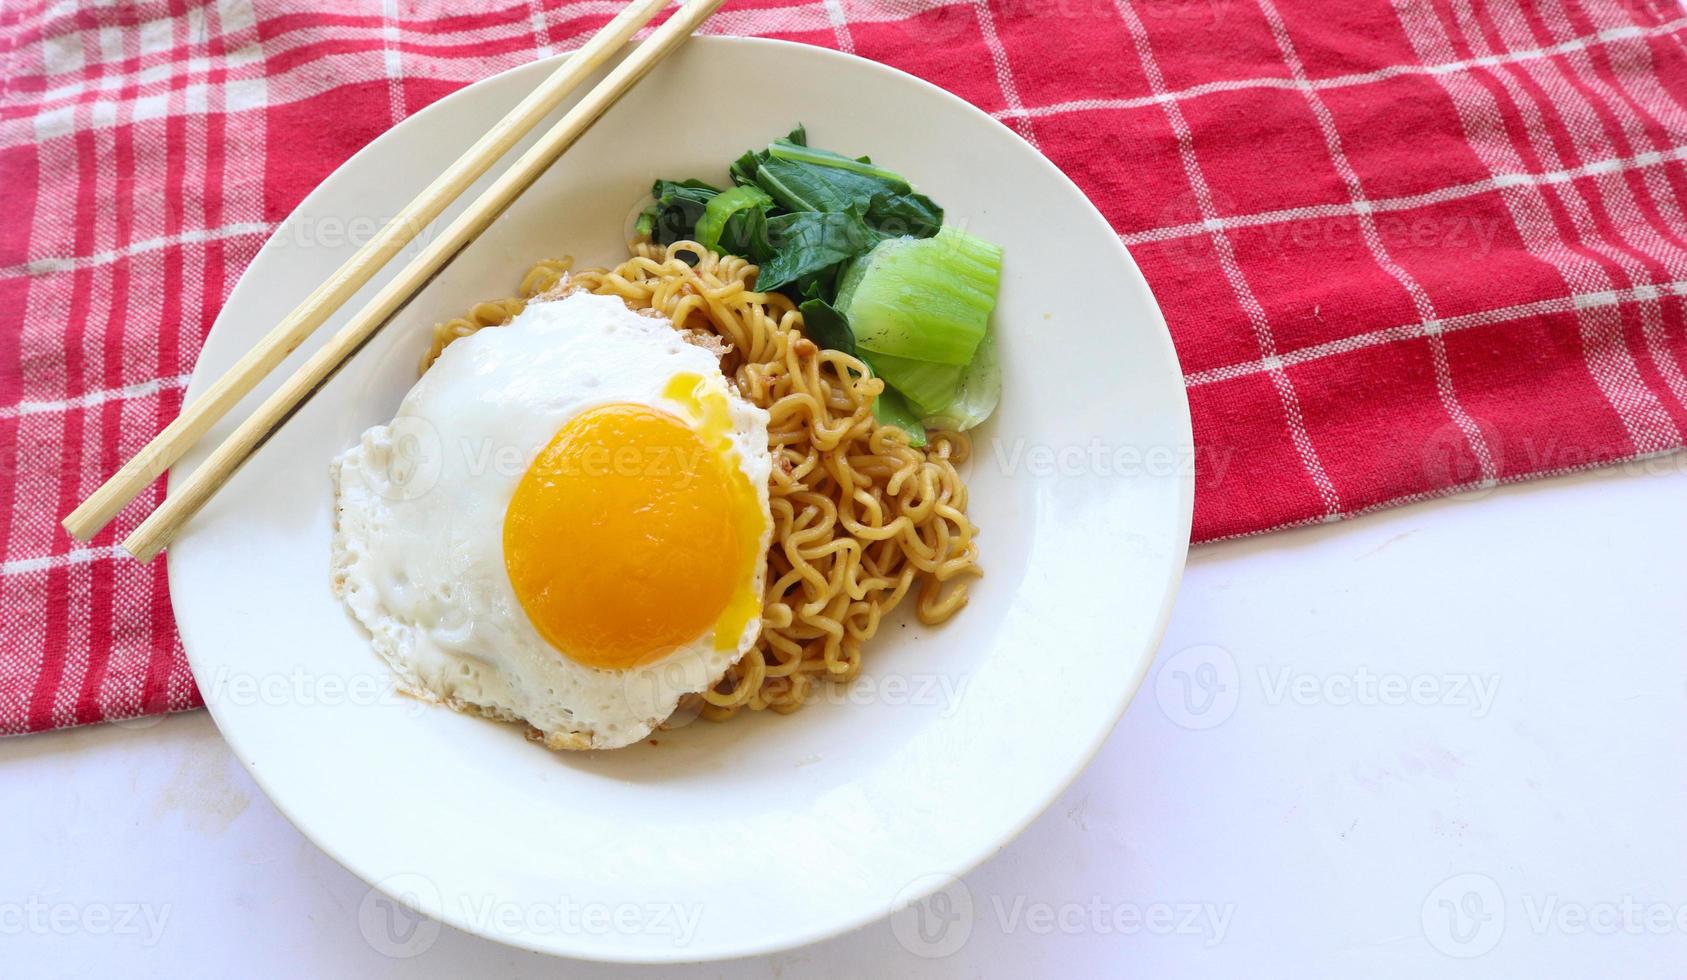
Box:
[425,242,979,721]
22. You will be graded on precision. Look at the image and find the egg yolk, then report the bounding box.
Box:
[503,378,763,671]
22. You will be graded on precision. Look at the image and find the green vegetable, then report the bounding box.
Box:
[637,128,1000,434]
[766,140,912,190]
[864,328,1001,432]
[754,208,877,293]
[863,351,964,416]
[920,326,1000,431]
[722,206,772,263]
[835,227,1002,366]
[637,179,719,244]
[754,157,878,214]
[730,125,807,187]
[644,128,942,299]
[752,156,940,238]
[797,299,855,356]
[865,191,942,239]
[869,383,928,448]
[694,185,773,253]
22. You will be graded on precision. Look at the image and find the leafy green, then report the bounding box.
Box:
[870,384,928,448]
[865,191,942,239]
[643,128,941,295]
[722,206,771,262]
[695,185,773,253]
[922,326,1000,431]
[754,207,877,293]
[728,152,760,188]
[753,157,875,213]
[636,127,998,433]
[797,299,855,356]
[837,228,1004,430]
[638,179,720,245]
[835,228,1000,365]
[729,125,807,187]
[752,158,942,239]
[766,140,912,190]
[863,351,965,416]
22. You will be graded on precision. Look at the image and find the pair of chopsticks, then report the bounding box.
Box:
[62,0,725,563]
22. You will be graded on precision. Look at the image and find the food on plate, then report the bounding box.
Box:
[333,292,773,749]
[332,129,999,748]
[835,228,1003,431]
[637,125,1004,445]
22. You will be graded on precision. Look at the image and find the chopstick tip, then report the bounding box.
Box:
[119,527,164,564]
[61,506,99,543]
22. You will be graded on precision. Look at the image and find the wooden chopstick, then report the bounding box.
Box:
[61,0,672,544]
[119,0,727,563]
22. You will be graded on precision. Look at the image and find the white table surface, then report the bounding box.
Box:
[4,462,1683,977]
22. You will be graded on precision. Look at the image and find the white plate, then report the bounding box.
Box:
[168,37,1192,963]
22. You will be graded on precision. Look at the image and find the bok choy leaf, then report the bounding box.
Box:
[637,178,720,245]
[695,185,773,254]
[754,207,877,293]
[636,126,1000,433]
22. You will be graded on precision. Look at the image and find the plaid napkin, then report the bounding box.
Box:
[3,0,1685,733]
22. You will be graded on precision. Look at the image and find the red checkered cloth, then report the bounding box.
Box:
[3,0,1686,734]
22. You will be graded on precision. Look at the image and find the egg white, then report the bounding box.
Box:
[331,290,772,749]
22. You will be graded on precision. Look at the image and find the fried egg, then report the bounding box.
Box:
[331,290,772,749]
